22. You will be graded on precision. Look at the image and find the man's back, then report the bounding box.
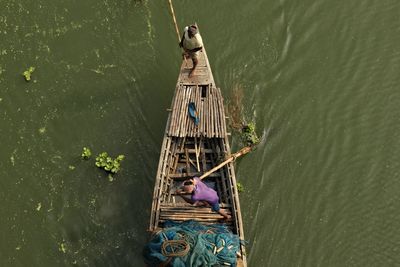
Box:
[192,177,219,204]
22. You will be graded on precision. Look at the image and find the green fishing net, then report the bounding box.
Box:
[143,220,242,267]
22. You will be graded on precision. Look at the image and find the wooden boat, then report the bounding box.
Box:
[148,28,247,267]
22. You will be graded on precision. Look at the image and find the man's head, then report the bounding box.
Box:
[188,25,198,38]
[181,179,195,193]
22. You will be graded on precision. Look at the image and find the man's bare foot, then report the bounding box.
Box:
[189,69,195,78]
[219,215,232,223]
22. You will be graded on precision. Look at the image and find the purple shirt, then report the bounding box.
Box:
[191,177,219,204]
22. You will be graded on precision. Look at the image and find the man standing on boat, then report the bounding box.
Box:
[179,25,203,78]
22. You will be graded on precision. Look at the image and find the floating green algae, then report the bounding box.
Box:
[59,242,67,253]
[38,127,46,134]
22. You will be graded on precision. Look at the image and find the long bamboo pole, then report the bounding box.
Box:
[167,0,181,41]
[199,146,252,180]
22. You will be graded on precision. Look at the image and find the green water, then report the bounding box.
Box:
[1,0,400,266]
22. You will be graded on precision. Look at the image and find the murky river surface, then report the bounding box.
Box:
[1,0,400,266]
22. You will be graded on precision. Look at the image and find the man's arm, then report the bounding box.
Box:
[179,32,185,48]
[181,195,195,204]
[188,46,203,53]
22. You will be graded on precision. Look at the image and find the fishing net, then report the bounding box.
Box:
[143,220,242,267]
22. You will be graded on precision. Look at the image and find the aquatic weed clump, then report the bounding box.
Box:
[241,122,259,146]
[23,66,35,82]
[81,147,92,160]
[236,182,244,193]
[95,152,125,174]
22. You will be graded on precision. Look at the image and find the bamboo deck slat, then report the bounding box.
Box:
[166,85,227,138]
[166,48,226,138]
[161,203,231,208]
[159,205,232,224]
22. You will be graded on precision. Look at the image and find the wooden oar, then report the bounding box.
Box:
[166,0,188,66]
[167,0,181,41]
[199,146,252,180]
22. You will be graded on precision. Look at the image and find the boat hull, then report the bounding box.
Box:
[148,34,247,266]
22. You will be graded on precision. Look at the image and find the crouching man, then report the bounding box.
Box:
[176,177,231,220]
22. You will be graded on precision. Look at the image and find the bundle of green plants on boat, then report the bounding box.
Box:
[241,122,259,146]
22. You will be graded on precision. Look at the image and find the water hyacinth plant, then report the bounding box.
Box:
[23,66,35,82]
[236,182,244,193]
[81,147,92,160]
[95,152,125,174]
